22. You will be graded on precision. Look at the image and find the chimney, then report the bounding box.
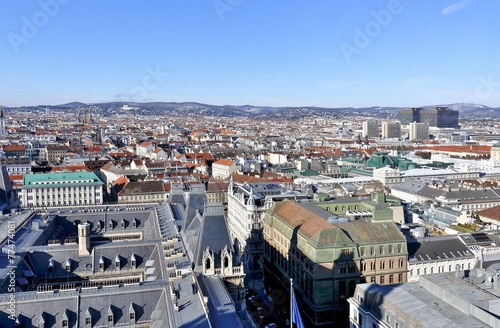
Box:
[78,223,91,256]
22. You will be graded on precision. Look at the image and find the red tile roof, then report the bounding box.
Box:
[213,159,234,166]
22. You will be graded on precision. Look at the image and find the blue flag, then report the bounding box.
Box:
[291,288,305,328]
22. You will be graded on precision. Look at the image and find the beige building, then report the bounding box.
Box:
[211,159,236,180]
[491,142,500,161]
[206,180,229,204]
[362,120,379,138]
[381,121,401,139]
[263,200,407,327]
[46,145,69,163]
[409,122,429,141]
[117,180,167,204]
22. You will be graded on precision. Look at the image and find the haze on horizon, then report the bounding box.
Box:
[1,0,499,108]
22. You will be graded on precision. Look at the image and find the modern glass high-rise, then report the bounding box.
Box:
[397,106,459,128]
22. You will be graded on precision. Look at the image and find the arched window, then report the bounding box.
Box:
[206,258,211,270]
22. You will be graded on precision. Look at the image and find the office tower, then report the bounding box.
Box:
[409,122,429,141]
[362,120,379,138]
[381,121,401,139]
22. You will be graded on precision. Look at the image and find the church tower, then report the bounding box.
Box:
[0,108,6,136]
[78,223,91,256]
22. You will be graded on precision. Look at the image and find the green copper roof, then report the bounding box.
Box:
[23,172,103,187]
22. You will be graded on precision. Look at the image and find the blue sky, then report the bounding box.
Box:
[1,0,499,108]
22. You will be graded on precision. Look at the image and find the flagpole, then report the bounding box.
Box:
[290,278,293,328]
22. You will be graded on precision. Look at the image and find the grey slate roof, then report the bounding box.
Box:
[193,204,232,268]
[356,276,497,328]
[0,283,170,328]
[0,205,212,328]
[407,236,474,263]
[183,192,205,231]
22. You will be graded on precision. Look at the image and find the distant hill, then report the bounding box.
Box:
[7,102,500,118]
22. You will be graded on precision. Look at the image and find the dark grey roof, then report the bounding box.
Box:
[408,236,474,263]
[296,202,334,220]
[120,181,165,195]
[194,204,232,267]
[0,283,170,328]
[198,275,243,328]
[183,192,205,230]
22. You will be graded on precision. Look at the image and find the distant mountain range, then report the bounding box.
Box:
[6,102,500,118]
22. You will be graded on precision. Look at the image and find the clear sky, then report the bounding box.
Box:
[1,0,499,108]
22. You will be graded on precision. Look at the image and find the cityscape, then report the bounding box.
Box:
[1,1,500,328]
[0,102,498,327]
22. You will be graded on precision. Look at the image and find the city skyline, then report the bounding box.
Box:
[1,1,500,108]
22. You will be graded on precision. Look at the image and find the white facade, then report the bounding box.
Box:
[491,143,500,161]
[268,153,287,165]
[212,160,236,180]
[408,258,476,282]
[372,166,401,186]
[226,180,274,271]
[21,173,104,208]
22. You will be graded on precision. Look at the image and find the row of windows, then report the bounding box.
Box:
[338,263,356,274]
[361,259,405,271]
[411,262,470,276]
[368,273,404,284]
[360,244,403,256]
[120,194,164,200]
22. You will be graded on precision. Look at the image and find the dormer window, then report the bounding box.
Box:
[121,219,125,228]
[131,253,137,269]
[132,219,137,228]
[109,220,113,229]
[65,258,71,272]
[99,256,104,271]
[115,255,120,270]
[107,305,114,325]
[129,303,136,323]
[48,259,54,274]
[62,309,69,328]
